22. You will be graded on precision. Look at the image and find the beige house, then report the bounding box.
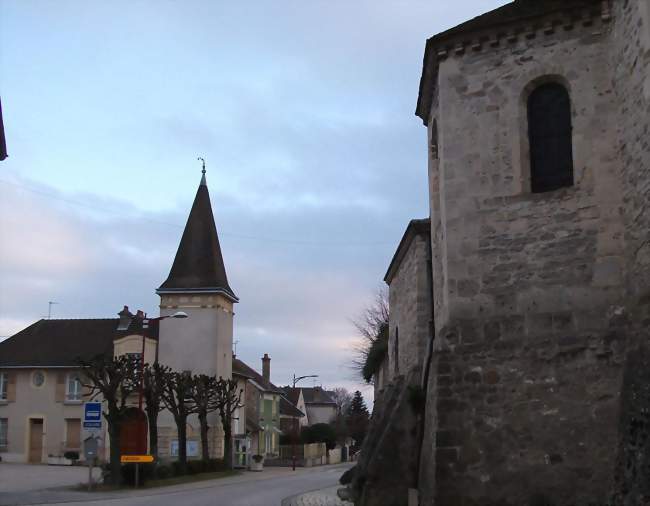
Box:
[0,170,241,464]
[282,387,336,426]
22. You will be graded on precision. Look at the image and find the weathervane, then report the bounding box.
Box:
[197,156,206,175]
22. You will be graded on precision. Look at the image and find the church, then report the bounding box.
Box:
[0,169,272,463]
[355,1,650,505]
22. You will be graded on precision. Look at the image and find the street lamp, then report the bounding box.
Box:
[291,373,318,470]
[138,311,188,411]
[133,311,188,487]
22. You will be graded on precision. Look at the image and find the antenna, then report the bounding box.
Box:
[233,340,239,355]
[47,301,59,319]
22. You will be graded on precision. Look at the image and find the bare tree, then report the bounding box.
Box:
[160,370,195,474]
[142,363,170,460]
[330,387,353,416]
[189,374,220,462]
[351,287,389,383]
[214,377,243,470]
[78,354,139,485]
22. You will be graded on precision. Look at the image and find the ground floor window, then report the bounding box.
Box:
[65,418,81,449]
[0,418,7,448]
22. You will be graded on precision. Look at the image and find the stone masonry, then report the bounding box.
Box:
[411,1,650,505]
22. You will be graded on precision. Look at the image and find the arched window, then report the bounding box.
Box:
[394,327,399,375]
[527,83,574,193]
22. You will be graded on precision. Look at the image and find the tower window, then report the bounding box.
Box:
[527,83,574,193]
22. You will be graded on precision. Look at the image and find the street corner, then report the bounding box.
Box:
[283,485,349,506]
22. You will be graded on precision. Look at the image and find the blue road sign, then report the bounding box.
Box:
[84,402,102,430]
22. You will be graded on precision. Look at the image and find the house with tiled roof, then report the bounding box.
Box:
[282,386,336,426]
[232,354,304,459]
[0,169,242,464]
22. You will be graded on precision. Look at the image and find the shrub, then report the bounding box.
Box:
[204,458,226,472]
[186,460,205,475]
[120,463,155,485]
[362,324,388,383]
[171,461,184,476]
[252,454,264,463]
[301,423,337,450]
[64,451,79,461]
[154,464,172,480]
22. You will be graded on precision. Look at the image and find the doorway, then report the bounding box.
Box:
[28,419,44,463]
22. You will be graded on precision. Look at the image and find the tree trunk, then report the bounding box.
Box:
[198,412,210,462]
[177,415,187,474]
[108,417,122,486]
[223,420,233,470]
[147,409,159,460]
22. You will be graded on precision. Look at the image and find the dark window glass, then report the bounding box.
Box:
[527,83,574,193]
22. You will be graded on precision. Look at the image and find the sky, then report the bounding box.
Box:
[0,0,508,402]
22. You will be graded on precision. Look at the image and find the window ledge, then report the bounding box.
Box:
[63,400,83,405]
[0,400,8,405]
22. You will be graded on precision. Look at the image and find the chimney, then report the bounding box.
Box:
[262,353,271,383]
[136,309,145,319]
[117,305,133,331]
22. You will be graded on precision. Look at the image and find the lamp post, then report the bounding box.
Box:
[291,374,318,471]
[134,311,187,487]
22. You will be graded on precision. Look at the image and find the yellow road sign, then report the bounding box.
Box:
[120,455,154,463]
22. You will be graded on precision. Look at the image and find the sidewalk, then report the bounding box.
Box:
[283,485,348,506]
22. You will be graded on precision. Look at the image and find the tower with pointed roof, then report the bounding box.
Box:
[156,168,237,380]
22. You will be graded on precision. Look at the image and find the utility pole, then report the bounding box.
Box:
[47,301,59,319]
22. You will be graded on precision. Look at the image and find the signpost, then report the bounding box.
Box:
[83,402,102,430]
[120,455,154,463]
[83,436,99,491]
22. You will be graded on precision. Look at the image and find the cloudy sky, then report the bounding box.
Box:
[0,0,507,401]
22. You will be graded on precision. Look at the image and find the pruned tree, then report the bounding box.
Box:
[160,370,195,474]
[189,374,220,462]
[214,377,243,470]
[351,288,389,383]
[142,362,170,460]
[78,354,139,485]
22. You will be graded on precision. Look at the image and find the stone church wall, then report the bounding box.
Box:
[421,8,631,505]
[387,227,432,382]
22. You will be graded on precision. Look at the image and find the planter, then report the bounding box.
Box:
[47,456,73,466]
[250,456,264,472]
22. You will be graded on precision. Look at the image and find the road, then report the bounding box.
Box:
[0,464,351,506]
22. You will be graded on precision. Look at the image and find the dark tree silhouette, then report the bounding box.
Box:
[189,374,220,462]
[346,390,370,451]
[214,377,243,470]
[78,354,139,485]
[160,370,195,474]
[142,363,170,460]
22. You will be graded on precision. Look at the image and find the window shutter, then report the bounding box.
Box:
[55,372,66,402]
[6,373,16,402]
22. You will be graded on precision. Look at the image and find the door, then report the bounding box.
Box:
[29,419,44,463]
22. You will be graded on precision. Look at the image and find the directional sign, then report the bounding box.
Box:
[83,402,102,430]
[121,455,154,463]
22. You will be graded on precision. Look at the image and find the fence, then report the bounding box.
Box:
[268,443,327,467]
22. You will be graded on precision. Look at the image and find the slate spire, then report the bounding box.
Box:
[157,170,237,301]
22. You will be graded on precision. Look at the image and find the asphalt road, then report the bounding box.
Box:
[0,464,352,506]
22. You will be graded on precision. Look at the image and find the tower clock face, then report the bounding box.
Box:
[33,371,45,387]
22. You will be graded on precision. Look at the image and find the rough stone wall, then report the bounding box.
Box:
[610,2,650,503]
[387,233,432,382]
[421,9,633,505]
[612,0,650,312]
